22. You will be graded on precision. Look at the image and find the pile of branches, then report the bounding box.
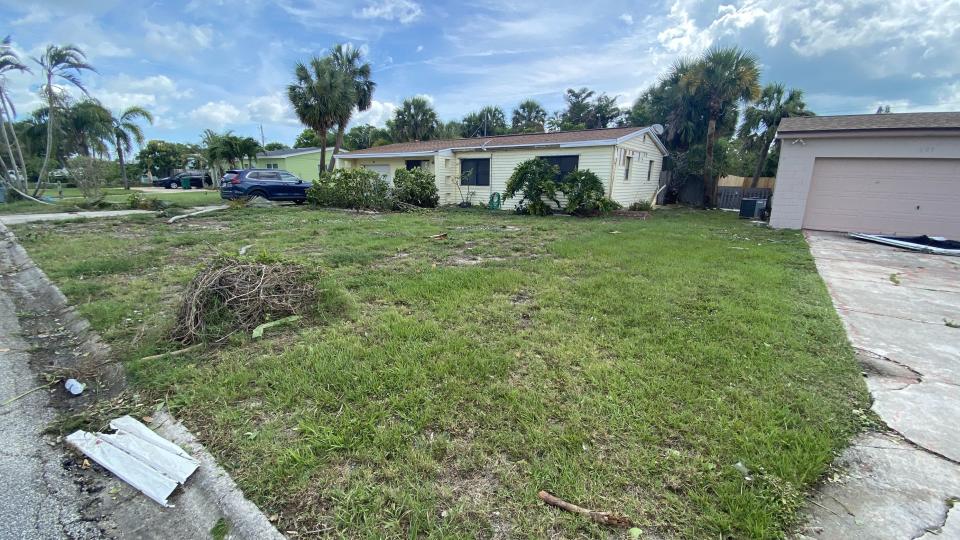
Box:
[172,258,316,344]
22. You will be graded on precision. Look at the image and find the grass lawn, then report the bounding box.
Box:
[0,187,222,214]
[12,208,868,538]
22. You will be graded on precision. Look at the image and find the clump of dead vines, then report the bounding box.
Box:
[172,258,316,344]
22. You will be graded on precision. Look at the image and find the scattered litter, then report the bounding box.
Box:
[733,461,753,481]
[66,415,199,506]
[252,315,302,339]
[139,343,204,362]
[850,233,960,256]
[239,244,254,256]
[609,230,621,234]
[428,233,448,240]
[538,490,633,528]
[64,378,86,395]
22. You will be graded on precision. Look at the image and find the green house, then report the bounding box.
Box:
[253,147,333,182]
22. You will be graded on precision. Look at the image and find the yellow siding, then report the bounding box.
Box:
[610,134,664,206]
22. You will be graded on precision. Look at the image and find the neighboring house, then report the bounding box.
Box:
[771,112,960,237]
[253,147,332,181]
[334,126,667,209]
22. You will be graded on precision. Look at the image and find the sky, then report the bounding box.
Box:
[2,0,959,147]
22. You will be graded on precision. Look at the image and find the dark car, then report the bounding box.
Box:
[153,171,213,189]
[220,169,308,203]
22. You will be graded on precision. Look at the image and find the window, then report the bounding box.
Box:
[624,156,632,181]
[540,155,579,182]
[460,158,490,186]
[406,159,427,170]
[647,160,654,182]
[260,171,281,180]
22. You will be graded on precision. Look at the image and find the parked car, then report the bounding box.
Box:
[153,171,213,189]
[220,169,308,203]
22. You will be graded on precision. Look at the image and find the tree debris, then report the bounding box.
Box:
[537,490,634,528]
[428,233,448,240]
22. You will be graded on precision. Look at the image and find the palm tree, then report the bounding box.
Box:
[462,106,506,137]
[738,84,812,187]
[589,93,622,128]
[391,97,438,142]
[562,87,595,128]
[0,36,31,192]
[238,136,261,167]
[329,44,375,171]
[110,106,153,189]
[511,100,547,133]
[64,100,113,158]
[683,46,759,207]
[288,56,351,175]
[33,44,96,195]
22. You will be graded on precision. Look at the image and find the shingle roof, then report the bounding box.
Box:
[778,112,960,135]
[257,147,323,158]
[338,126,657,157]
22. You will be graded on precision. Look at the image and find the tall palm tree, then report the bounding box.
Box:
[110,106,153,189]
[238,136,261,167]
[33,44,96,195]
[683,46,759,207]
[462,106,506,137]
[738,83,812,187]
[329,44,374,171]
[65,100,113,158]
[391,97,438,142]
[0,36,31,192]
[288,56,351,174]
[511,100,547,133]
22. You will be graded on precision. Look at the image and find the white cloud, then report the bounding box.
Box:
[619,13,634,25]
[355,0,423,24]
[247,93,298,125]
[189,101,246,127]
[351,99,397,127]
[11,6,51,25]
[143,19,215,55]
[416,45,424,53]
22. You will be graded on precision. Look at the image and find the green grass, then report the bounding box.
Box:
[13,208,869,539]
[0,187,221,214]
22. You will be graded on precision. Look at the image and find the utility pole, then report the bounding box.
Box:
[259,124,265,146]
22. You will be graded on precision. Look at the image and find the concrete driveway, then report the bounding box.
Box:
[799,232,960,539]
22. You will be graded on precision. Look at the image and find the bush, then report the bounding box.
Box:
[629,200,653,212]
[307,168,394,211]
[559,170,618,216]
[393,168,439,208]
[66,156,110,199]
[504,158,560,216]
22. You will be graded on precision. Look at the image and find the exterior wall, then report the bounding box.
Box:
[611,133,664,206]
[770,134,960,230]
[441,146,616,210]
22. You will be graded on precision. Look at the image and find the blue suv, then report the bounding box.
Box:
[220,169,309,203]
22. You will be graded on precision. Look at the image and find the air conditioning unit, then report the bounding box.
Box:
[739,197,767,219]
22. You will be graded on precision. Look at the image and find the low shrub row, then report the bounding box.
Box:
[505,159,620,216]
[306,167,440,211]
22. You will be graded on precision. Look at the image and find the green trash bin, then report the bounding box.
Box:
[180,176,191,190]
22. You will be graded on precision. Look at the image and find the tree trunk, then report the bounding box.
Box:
[0,103,24,190]
[702,117,717,208]
[329,124,345,172]
[319,127,328,176]
[750,136,771,189]
[35,73,55,197]
[0,96,28,191]
[118,139,129,190]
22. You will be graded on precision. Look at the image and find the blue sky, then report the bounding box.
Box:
[2,0,958,147]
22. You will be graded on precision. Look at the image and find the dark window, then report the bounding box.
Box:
[624,156,632,180]
[405,159,427,170]
[261,172,281,180]
[540,155,579,182]
[647,160,654,182]
[247,172,260,179]
[460,159,490,186]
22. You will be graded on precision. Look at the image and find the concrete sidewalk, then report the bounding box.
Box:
[0,209,153,225]
[798,232,960,539]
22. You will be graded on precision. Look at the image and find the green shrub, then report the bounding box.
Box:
[559,170,619,216]
[393,168,439,208]
[629,200,653,212]
[504,158,560,216]
[307,168,394,211]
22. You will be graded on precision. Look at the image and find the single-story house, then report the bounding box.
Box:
[253,147,332,182]
[333,126,668,209]
[770,112,960,237]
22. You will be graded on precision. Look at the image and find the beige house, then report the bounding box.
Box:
[334,126,667,209]
[771,112,960,237]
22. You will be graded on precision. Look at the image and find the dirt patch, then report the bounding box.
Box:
[612,210,651,220]
[447,255,507,266]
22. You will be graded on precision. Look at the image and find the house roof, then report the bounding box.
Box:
[777,112,960,137]
[256,147,324,158]
[336,126,667,158]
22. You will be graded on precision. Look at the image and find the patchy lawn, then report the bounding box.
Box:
[12,208,868,539]
[0,187,222,214]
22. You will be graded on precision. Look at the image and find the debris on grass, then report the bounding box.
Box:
[537,490,633,528]
[428,233,448,240]
[65,378,86,395]
[252,315,302,339]
[172,258,317,344]
[167,205,227,224]
[139,343,205,362]
[239,244,254,256]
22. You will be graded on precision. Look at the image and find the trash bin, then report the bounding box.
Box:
[180,176,191,190]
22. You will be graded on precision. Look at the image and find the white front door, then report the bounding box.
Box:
[362,164,391,185]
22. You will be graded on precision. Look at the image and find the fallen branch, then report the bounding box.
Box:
[1,379,60,407]
[252,315,301,339]
[239,244,254,256]
[537,490,633,528]
[167,205,228,224]
[428,233,448,240]
[139,344,204,362]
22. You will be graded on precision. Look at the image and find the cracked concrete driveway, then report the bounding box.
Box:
[798,232,960,539]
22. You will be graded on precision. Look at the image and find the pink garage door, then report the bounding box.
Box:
[803,157,960,237]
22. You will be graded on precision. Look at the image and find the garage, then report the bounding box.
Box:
[770,112,960,238]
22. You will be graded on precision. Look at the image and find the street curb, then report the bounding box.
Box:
[0,220,284,539]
